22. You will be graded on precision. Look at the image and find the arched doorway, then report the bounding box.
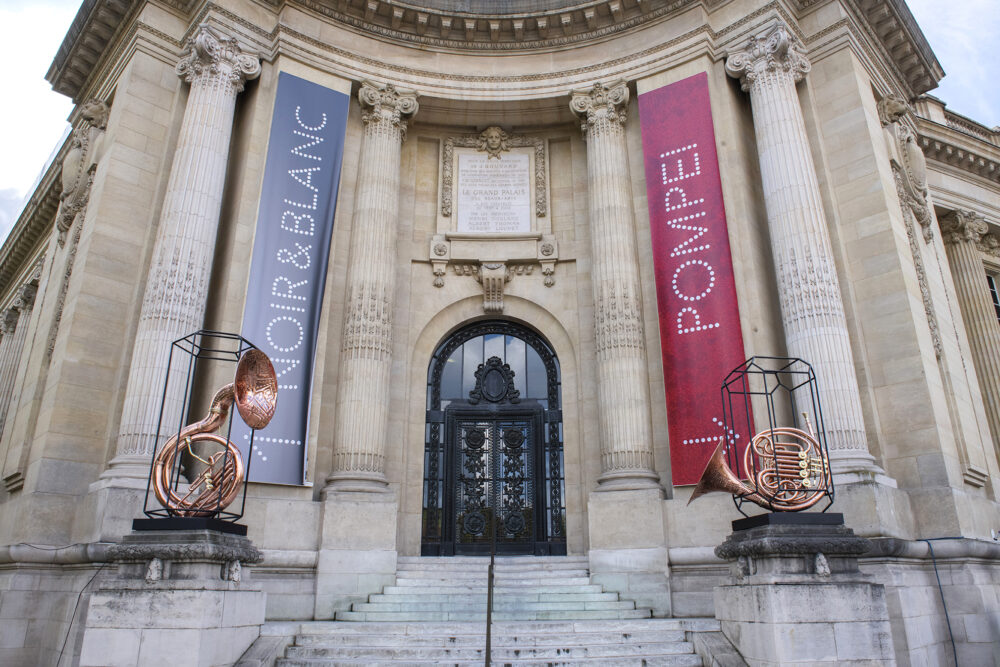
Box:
[422,320,566,556]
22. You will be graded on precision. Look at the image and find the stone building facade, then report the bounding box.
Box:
[0,0,999,664]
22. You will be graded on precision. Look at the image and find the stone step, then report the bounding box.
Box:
[277,657,703,667]
[351,600,637,613]
[367,591,621,603]
[293,628,688,647]
[396,560,590,572]
[394,575,593,586]
[394,569,590,580]
[380,584,606,595]
[296,619,700,635]
[285,641,696,661]
[333,609,654,622]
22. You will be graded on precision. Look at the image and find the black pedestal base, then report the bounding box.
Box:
[132,517,247,535]
[732,512,843,531]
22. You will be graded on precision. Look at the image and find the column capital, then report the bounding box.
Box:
[358,81,419,138]
[569,80,629,135]
[725,23,810,92]
[940,209,989,246]
[176,24,261,94]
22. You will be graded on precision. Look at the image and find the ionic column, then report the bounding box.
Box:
[106,25,260,479]
[726,24,881,477]
[570,81,660,489]
[325,82,417,492]
[940,210,1000,450]
[0,284,37,434]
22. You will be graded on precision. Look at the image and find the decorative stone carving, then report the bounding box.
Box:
[109,25,260,477]
[175,24,261,95]
[570,80,659,489]
[569,80,628,135]
[896,170,943,359]
[358,80,419,138]
[940,209,988,246]
[479,262,510,313]
[879,94,932,239]
[55,99,109,245]
[328,81,417,492]
[724,24,810,93]
[727,21,886,481]
[429,234,558,291]
[477,125,510,158]
[441,128,546,218]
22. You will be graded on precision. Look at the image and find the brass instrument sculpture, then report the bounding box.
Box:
[152,349,277,516]
[689,414,831,512]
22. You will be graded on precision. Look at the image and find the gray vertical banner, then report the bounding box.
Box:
[235,72,350,484]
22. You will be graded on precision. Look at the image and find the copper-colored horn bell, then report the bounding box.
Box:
[687,439,768,507]
[688,425,829,512]
[152,349,278,516]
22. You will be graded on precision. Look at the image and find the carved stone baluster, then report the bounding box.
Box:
[941,210,1000,452]
[726,23,884,479]
[570,81,660,489]
[105,25,260,480]
[325,82,418,492]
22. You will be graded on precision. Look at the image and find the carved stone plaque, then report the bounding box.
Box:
[456,152,531,234]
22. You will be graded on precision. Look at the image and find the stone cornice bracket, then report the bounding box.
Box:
[569,80,629,136]
[175,24,261,94]
[358,80,419,140]
[725,23,810,92]
[940,209,988,247]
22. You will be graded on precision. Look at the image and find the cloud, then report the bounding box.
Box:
[906,0,1000,127]
[0,188,26,246]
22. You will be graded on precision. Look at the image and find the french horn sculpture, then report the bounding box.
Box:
[152,349,277,516]
[688,415,830,512]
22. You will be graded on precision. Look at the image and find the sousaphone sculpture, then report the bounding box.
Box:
[688,415,831,512]
[152,349,277,516]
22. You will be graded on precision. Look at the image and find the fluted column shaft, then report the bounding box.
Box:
[941,211,1000,450]
[326,82,417,492]
[108,25,260,478]
[727,25,877,475]
[0,286,36,435]
[570,82,659,489]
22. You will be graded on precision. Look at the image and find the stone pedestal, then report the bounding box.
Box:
[313,490,398,618]
[79,529,265,667]
[713,514,894,665]
[587,488,670,616]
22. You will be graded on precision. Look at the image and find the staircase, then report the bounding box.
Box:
[269,556,720,665]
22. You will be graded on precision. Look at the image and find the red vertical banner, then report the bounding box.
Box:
[638,72,751,486]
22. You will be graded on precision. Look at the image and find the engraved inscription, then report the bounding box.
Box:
[456,152,531,234]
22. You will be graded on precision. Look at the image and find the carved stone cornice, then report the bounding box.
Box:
[358,81,419,140]
[176,24,261,94]
[569,80,628,136]
[940,210,989,247]
[725,23,810,93]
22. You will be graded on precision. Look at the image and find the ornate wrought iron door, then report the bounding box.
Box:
[423,323,566,557]
[450,413,540,554]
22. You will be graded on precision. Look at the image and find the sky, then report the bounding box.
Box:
[0,0,997,247]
